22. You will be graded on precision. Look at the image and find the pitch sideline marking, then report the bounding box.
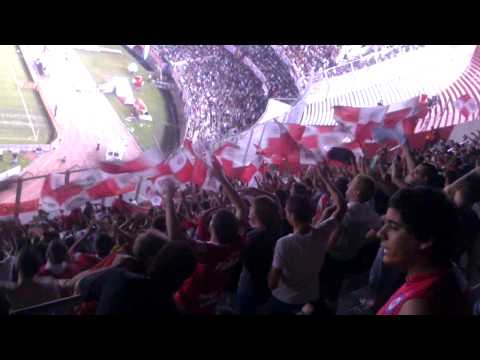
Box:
[9,51,38,141]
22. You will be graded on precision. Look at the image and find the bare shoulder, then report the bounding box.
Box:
[398,298,431,315]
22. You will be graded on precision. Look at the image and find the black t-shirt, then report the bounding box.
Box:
[456,207,480,260]
[238,228,281,303]
[0,291,10,316]
[80,268,179,316]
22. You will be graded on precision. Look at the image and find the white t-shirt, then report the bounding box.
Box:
[328,201,382,262]
[272,217,338,305]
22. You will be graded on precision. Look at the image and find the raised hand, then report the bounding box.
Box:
[349,158,359,176]
[165,179,177,200]
[210,158,225,180]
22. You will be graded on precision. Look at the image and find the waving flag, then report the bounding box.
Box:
[257,121,317,168]
[85,172,137,200]
[40,174,88,212]
[99,147,166,175]
[454,94,479,118]
[334,95,428,145]
[214,139,265,185]
[0,199,39,221]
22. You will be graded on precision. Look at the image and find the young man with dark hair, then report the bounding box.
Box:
[377,187,470,315]
[268,166,347,315]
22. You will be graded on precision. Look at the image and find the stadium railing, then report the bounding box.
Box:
[10,294,83,315]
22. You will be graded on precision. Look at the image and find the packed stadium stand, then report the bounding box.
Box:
[2,45,480,317]
[295,46,478,129]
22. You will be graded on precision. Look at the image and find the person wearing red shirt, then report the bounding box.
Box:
[112,195,131,217]
[165,161,248,315]
[376,187,471,315]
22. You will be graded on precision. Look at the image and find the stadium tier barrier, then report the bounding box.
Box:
[0,144,52,152]
[10,295,83,315]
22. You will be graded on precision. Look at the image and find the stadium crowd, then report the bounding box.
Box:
[235,45,299,99]
[145,45,426,143]
[1,129,480,316]
[273,45,426,88]
[153,45,268,143]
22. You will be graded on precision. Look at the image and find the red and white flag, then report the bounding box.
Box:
[257,121,317,168]
[85,172,137,200]
[137,177,163,206]
[40,174,88,212]
[99,147,166,175]
[184,140,221,192]
[334,105,387,144]
[295,125,355,157]
[0,199,39,221]
[334,95,428,144]
[146,141,220,193]
[214,140,264,185]
[454,94,479,118]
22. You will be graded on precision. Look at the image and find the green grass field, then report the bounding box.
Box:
[0,152,32,173]
[0,45,52,145]
[76,45,170,150]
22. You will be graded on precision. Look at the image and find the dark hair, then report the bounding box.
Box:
[275,190,289,209]
[292,183,310,197]
[132,232,167,264]
[152,216,167,232]
[286,195,313,224]
[200,201,211,211]
[95,233,114,258]
[17,248,42,279]
[355,174,376,202]
[458,177,480,204]
[33,242,48,265]
[211,209,239,245]
[334,177,349,196]
[419,163,438,187]
[46,240,68,265]
[389,187,459,266]
[43,230,59,244]
[147,243,197,294]
[444,170,458,185]
[253,196,280,229]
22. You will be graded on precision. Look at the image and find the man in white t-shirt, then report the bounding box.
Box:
[268,168,347,315]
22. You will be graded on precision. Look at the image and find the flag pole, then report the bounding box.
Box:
[242,126,255,166]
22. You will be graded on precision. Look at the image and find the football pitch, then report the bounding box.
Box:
[0,45,52,145]
[76,45,170,150]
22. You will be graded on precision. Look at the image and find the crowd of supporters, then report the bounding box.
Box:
[235,45,299,99]
[273,45,426,89]
[1,129,480,316]
[150,45,424,143]
[153,45,268,143]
